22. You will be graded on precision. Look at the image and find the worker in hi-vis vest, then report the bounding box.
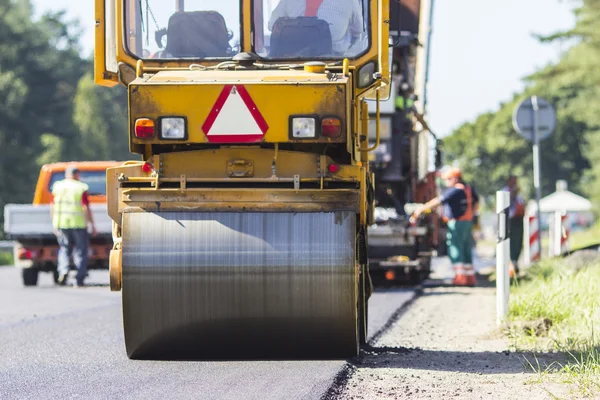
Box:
[50,165,97,287]
[411,168,480,286]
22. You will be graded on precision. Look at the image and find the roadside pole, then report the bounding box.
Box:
[513,96,556,262]
[531,96,543,258]
[496,191,510,325]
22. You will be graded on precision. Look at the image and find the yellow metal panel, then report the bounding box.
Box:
[118,188,361,213]
[359,167,368,226]
[116,0,138,72]
[242,0,252,52]
[106,162,148,223]
[378,0,391,90]
[94,0,118,87]
[158,148,323,180]
[129,81,347,144]
[145,70,345,83]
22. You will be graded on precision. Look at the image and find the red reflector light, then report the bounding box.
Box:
[142,162,153,173]
[18,248,34,260]
[385,270,396,281]
[135,118,155,138]
[328,164,340,173]
[321,118,342,137]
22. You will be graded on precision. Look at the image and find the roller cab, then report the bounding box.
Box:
[97,0,390,359]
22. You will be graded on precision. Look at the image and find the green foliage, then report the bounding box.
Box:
[0,1,129,232]
[73,74,131,161]
[444,0,600,207]
[0,251,13,266]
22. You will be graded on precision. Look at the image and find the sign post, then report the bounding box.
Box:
[513,96,556,260]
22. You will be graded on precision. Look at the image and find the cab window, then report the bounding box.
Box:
[49,172,107,196]
[253,0,370,59]
[124,0,242,60]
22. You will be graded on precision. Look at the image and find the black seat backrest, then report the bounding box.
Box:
[165,11,231,58]
[270,17,332,58]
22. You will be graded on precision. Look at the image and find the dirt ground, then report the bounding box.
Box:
[336,283,578,400]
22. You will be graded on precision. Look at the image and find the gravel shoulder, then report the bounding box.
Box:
[338,285,575,400]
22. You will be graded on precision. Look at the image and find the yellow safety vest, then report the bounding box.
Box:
[52,179,88,229]
[395,97,414,111]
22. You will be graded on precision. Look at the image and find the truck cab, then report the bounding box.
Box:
[33,162,119,205]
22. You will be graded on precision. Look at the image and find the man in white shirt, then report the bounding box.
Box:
[268,0,365,55]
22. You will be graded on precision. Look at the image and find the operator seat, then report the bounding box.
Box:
[165,11,232,58]
[269,17,333,58]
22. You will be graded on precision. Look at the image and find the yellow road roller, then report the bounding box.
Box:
[95,0,390,359]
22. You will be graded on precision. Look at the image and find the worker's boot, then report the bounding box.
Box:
[465,265,476,286]
[452,264,467,286]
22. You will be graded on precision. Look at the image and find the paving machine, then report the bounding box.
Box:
[95,0,390,359]
[367,0,444,285]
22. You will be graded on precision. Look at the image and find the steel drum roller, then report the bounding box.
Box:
[121,211,358,359]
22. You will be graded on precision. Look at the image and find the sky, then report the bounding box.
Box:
[33,0,576,136]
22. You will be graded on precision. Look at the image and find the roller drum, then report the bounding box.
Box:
[121,211,358,359]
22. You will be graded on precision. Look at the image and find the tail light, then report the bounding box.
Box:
[328,164,340,173]
[321,118,342,138]
[18,248,35,260]
[135,118,155,138]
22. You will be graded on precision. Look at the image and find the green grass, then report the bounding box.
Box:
[0,251,13,266]
[508,259,600,396]
[570,222,600,251]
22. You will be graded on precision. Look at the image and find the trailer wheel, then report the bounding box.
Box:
[22,268,39,286]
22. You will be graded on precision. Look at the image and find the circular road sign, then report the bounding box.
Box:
[513,96,556,142]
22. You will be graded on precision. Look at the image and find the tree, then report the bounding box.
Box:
[72,74,131,161]
[444,0,596,207]
[0,0,87,233]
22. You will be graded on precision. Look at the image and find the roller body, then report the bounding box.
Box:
[122,211,358,359]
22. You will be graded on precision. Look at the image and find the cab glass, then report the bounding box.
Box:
[124,0,242,59]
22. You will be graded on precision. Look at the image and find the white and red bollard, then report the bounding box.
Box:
[549,211,570,257]
[523,212,541,265]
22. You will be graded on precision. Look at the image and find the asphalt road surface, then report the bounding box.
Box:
[0,267,416,400]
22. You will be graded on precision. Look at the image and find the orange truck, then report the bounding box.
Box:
[3,162,119,286]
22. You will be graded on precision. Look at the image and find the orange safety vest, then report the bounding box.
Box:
[305,0,325,17]
[455,183,474,222]
[442,183,474,223]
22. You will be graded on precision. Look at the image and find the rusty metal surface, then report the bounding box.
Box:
[121,211,358,359]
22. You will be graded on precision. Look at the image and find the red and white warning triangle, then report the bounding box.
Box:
[202,85,269,143]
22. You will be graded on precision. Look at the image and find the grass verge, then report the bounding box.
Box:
[570,222,600,251]
[0,251,13,266]
[507,259,600,397]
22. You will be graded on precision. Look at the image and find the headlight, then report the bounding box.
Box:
[357,62,376,89]
[291,117,316,138]
[160,117,187,139]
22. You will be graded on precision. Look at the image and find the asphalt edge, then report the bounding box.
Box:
[320,287,424,400]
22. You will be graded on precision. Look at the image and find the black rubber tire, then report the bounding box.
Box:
[358,265,369,345]
[22,268,39,287]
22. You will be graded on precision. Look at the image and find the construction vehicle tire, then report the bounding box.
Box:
[121,211,359,360]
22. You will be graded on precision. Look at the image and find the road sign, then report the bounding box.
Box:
[202,85,268,143]
[513,97,556,142]
[513,96,556,261]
